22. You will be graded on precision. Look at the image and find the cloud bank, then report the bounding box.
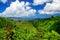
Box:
[0,0,36,17]
[0,0,60,17]
[33,0,52,5]
[38,0,60,14]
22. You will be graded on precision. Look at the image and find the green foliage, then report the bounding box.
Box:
[0,16,60,40]
[13,28,37,40]
[43,30,60,39]
[50,20,60,34]
[0,28,5,40]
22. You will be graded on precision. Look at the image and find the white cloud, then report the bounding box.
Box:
[33,0,52,5]
[0,0,7,3]
[38,0,60,14]
[0,0,36,17]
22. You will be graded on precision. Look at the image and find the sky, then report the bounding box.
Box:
[0,0,60,18]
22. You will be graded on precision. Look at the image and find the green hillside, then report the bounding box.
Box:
[0,16,60,40]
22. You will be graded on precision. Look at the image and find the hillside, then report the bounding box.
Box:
[0,16,60,40]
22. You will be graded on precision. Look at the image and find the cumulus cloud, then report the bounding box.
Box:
[38,0,60,14]
[0,0,36,17]
[33,0,52,5]
[0,0,7,3]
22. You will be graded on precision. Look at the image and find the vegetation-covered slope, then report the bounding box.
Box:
[0,16,60,40]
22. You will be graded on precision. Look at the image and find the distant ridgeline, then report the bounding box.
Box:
[6,13,60,20]
[0,16,60,40]
[7,16,59,21]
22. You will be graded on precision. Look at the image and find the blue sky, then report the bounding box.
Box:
[0,0,45,13]
[0,0,60,18]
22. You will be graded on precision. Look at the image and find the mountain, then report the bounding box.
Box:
[0,16,60,40]
[6,14,60,20]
